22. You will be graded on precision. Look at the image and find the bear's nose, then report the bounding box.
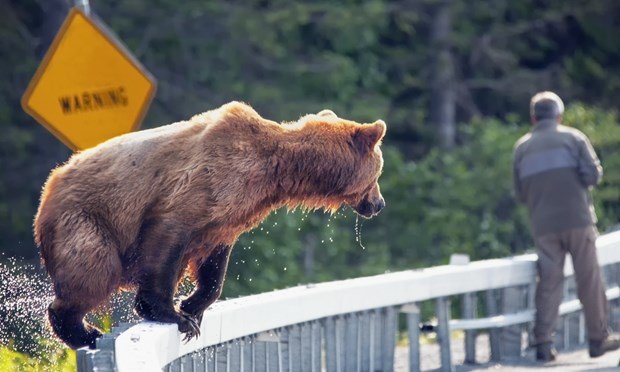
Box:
[373,198,386,214]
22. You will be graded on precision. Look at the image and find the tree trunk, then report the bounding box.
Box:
[429,0,456,149]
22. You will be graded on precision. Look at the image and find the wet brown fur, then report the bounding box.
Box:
[34,102,386,348]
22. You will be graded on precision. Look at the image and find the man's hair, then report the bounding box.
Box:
[530,91,564,120]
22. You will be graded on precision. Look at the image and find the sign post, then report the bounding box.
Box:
[22,7,156,151]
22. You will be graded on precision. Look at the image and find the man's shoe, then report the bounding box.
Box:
[589,333,620,358]
[536,342,557,362]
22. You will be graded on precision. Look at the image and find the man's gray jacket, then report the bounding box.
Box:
[513,119,603,237]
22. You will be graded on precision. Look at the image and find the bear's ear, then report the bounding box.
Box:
[353,120,386,153]
[317,109,338,118]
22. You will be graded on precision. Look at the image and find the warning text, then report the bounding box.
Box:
[59,87,128,114]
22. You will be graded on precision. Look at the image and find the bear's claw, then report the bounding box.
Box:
[177,312,201,342]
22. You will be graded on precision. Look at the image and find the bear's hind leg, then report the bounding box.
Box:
[180,244,232,324]
[46,218,122,349]
[48,299,102,349]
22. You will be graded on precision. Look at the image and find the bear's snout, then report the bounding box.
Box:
[354,195,385,218]
[374,198,386,214]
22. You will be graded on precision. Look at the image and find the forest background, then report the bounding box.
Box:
[1,0,620,366]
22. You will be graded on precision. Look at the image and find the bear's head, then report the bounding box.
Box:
[294,110,386,219]
[342,118,386,219]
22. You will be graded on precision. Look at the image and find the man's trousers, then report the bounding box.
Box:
[533,225,609,345]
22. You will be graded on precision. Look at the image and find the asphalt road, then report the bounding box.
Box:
[395,333,620,371]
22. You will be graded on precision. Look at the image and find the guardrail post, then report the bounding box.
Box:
[254,339,266,371]
[324,316,343,372]
[286,325,298,372]
[180,353,194,372]
[295,321,320,372]
[501,286,523,359]
[192,346,205,372]
[345,313,360,372]
[311,321,321,371]
[85,324,130,372]
[255,331,281,372]
[204,346,217,372]
[436,297,454,372]
[526,279,536,350]
[568,313,580,348]
[218,343,229,371]
[359,311,371,371]
[229,341,242,371]
[608,264,620,332]
[565,275,580,348]
[565,277,575,349]
[372,310,381,371]
[382,307,397,372]
[76,347,95,372]
[449,254,477,365]
[462,292,477,364]
[578,313,586,344]
[402,303,420,372]
[298,323,312,372]
[553,279,570,350]
[279,326,290,371]
[554,312,566,350]
[613,263,620,332]
[269,341,280,371]
[168,357,181,372]
[485,289,501,361]
[242,337,253,372]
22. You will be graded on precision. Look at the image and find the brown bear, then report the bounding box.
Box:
[34,102,386,349]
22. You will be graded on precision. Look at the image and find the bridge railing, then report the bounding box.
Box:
[77,230,620,372]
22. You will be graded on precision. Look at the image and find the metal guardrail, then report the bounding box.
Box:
[77,231,620,372]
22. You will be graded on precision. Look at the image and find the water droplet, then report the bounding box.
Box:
[0,257,106,357]
[355,215,366,250]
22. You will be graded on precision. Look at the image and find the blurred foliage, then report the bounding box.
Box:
[0,346,75,372]
[2,0,620,260]
[375,120,529,265]
[564,104,620,230]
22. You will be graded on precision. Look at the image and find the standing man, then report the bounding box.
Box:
[513,91,620,362]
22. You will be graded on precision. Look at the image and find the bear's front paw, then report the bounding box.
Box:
[180,306,204,327]
[177,312,201,342]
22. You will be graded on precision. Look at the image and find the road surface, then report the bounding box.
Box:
[395,333,620,371]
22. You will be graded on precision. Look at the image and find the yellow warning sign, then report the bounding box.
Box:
[21,8,156,150]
